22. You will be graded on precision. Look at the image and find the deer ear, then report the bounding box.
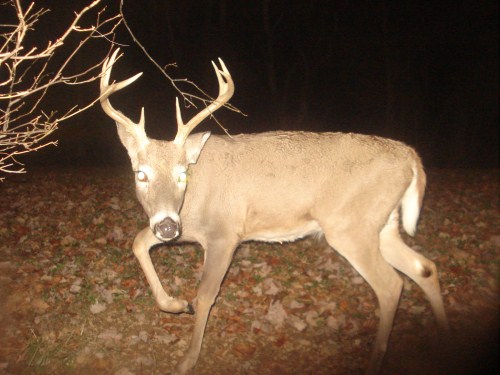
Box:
[184,131,211,164]
[116,123,141,165]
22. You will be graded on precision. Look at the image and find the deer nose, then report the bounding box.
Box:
[154,217,179,240]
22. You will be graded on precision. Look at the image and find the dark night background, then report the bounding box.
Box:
[21,0,499,169]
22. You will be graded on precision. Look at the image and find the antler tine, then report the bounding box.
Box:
[173,59,234,146]
[100,49,146,137]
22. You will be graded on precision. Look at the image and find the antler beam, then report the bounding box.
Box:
[174,58,234,146]
[100,49,146,142]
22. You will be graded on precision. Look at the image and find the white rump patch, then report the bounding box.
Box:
[401,163,421,236]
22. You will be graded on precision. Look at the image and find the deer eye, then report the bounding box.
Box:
[136,170,149,183]
[177,170,187,184]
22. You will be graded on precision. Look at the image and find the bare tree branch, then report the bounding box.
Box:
[0,0,121,179]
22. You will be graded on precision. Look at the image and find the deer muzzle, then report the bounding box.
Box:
[154,217,180,240]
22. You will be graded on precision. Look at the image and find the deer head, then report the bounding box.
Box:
[99,49,234,241]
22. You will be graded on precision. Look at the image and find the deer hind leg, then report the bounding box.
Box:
[380,211,449,330]
[323,228,403,375]
[132,227,192,314]
[175,237,239,375]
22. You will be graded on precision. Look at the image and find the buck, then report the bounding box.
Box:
[99,49,448,374]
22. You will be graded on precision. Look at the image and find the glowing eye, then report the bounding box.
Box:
[177,170,187,184]
[136,170,148,182]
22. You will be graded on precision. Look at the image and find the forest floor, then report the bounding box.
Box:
[0,167,498,375]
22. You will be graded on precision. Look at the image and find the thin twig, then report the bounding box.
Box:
[119,0,244,138]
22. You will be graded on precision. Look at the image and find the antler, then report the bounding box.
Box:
[174,58,234,146]
[100,49,147,144]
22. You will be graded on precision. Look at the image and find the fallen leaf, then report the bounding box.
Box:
[287,315,307,332]
[234,342,256,357]
[265,300,287,328]
[263,278,281,295]
[32,298,49,313]
[90,301,107,314]
[303,310,318,327]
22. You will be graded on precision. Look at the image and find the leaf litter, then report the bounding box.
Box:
[0,167,498,374]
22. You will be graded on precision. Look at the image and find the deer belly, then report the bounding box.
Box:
[243,220,322,243]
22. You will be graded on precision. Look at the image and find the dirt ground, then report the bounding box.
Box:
[0,167,498,375]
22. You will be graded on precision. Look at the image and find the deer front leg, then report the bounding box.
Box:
[174,238,238,375]
[133,227,192,314]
